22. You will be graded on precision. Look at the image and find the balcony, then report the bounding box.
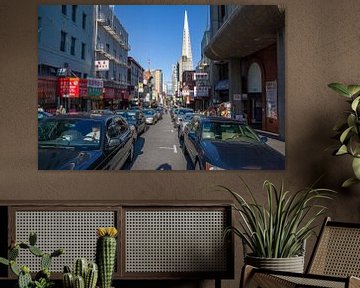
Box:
[95,44,129,67]
[97,13,131,51]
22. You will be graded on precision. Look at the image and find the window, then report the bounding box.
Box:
[106,43,110,53]
[113,49,116,59]
[38,17,41,43]
[82,13,87,30]
[84,73,88,79]
[72,5,77,22]
[105,71,109,79]
[71,37,76,56]
[60,31,67,52]
[81,43,86,60]
[62,5,67,15]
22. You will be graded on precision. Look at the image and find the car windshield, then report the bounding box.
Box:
[183,114,194,121]
[201,121,261,143]
[117,111,136,121]
[178,109,194,115]
[144,110,154,116]
[38,118,102,150]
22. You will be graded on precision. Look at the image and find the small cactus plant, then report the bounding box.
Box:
[0,232,64,288]
[62,259,98,288]
[96,227,118,288]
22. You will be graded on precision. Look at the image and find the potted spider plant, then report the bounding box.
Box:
[221,179,335,273]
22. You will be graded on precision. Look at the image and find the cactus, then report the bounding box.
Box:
[0,233,63,288]
[85,263,98,288]
[18,269,32,288]
[41,253,52,270]
[29,232,37,246]
[96,227,118,288]
[63,272,74,288]
[73,275,85,288]
[63,259,98,288]
[74,258,87,279]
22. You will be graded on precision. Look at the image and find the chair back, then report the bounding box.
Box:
[307,217,360,278]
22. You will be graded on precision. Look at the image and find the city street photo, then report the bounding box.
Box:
[38,5,286,170]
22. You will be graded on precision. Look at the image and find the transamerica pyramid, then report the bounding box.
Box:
[179,10,193,82]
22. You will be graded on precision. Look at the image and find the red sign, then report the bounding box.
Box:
[103,88,115,99]
[58,77,80,98]
[79,79,88,97]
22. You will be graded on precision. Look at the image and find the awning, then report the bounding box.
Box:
[215,79,229,91]
[204,5,285,60]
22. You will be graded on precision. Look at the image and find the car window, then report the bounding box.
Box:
[38,119,102,150]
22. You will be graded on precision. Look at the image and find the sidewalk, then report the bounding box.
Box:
[256,130,285,156]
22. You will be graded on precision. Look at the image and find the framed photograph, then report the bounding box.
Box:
[38,4,285,170]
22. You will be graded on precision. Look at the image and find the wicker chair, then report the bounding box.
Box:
[241,217,360,288]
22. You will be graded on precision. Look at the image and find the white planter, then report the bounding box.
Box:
[245,254,305,273]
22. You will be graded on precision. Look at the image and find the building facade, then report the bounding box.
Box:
[128,57,144,105]
[151,69,163,103]
[95,5,130,109]
[204,5,285,139]
[37,5,130,111]
[38,5,95,111]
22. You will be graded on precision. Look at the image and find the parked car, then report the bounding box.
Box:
[178,113,203,141]
[38,113,135,170]
[38,110,53,120]
[182,116,285,170]
[89,109,114,115]
[115,110,147,135]
[143,109,157,125]
[174,108,194,128]
[155,107,164,120]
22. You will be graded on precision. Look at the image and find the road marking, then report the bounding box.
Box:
[159,146,178,154]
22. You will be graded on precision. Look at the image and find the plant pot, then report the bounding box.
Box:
[245,254,305,273]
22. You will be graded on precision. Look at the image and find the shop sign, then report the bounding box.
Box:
[194,86,210,97]
[233,94,242,101]
[265,81,278,120]
[79,79,88,97]
[38,77,57,103]
[193,73,208,81]
[58,77,80,98]
[95,60,109,71]
[104,88,115,99]
[87,78,103,97]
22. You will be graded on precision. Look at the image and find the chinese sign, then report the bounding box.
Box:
[87,78,103,97]
[58,77,79,98]
[265,80,278,120]
[95,60,109,71]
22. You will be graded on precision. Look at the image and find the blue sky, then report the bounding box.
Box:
[115,5,209,84]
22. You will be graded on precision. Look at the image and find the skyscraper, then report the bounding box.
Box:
[179,10,193,83]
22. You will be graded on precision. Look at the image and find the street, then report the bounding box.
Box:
[124,113,191,170]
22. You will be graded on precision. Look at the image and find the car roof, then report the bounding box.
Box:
[200,116,246,124]
[46,112,116,121]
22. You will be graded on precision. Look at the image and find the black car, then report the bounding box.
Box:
[115,110,147,135]
[38,113,135,170]
[38,110,53,120]
[174,108,194,128]
[182,116,285,170]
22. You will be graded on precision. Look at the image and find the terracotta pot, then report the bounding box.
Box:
[245,254,305,273]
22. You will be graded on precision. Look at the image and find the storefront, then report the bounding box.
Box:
[38,77,57,113]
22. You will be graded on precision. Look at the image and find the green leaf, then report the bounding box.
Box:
[340,126,353,143]
[348,135,360,157]
[336,144,348,155]
[347,85,360,97]
[328,83,352,98]
[351,96,360,111]
[0,257,9,266]
[352,157,360,179]
[342,177,360,188]
[347,114,356,127]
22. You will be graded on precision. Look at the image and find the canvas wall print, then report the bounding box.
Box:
[37,4,285,170]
